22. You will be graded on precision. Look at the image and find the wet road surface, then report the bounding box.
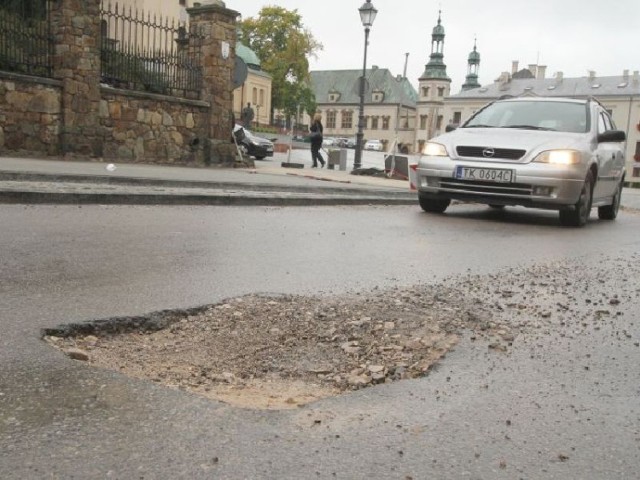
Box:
[1,203,639,479]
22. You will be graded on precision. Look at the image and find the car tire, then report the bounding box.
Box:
[597,178,623,220]
[255,156,266,160]
[488,204,505,210]
[419,194,450,213]
[559,171,593,227]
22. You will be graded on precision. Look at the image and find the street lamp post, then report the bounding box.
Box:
[354,0,378,171]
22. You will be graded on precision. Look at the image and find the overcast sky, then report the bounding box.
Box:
[234,0,638,93]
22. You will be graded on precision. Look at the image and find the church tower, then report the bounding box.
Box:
[462,39,481,91]
[416,11,452,147]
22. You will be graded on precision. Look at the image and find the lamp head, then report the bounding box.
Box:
[359,0,378,28]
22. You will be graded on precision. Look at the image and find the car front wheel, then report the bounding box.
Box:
[559,171,593,227]
[419,194,450,213]
[598,178,623,220]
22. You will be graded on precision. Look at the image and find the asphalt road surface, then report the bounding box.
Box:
[1,203,640,479]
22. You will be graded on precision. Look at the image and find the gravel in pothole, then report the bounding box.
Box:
[44,255,635,410]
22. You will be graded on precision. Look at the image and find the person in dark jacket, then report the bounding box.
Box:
[309,113,325,168]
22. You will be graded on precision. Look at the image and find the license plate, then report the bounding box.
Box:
[455,166,514,183]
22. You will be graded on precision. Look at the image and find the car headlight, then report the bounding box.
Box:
[534,150,581,165]
[422,142,448,156]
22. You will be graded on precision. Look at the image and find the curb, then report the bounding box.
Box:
[0,190,418,207]
[0,170,414,198]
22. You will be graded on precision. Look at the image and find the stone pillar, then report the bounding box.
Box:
[188,1,240,165]
[50,0,102,157]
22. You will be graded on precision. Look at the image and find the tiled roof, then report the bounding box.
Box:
[451,74,640,100]
[310,68,418,106]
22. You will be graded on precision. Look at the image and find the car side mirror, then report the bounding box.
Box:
[597,130,626,143]
[445,124,457,133]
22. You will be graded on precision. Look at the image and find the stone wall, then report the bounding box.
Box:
[0,0,242,166]
[100,88,210,165]
[0,73,62,156]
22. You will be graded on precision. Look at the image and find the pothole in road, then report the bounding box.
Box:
[42,281,520,410]
[41,256,635,410]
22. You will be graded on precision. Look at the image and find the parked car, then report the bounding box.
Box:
[364,139,384,151]
[233,125,274,160]
[334,137,350,148]
[322,137,336,147]
[346,137,357,148]
[415,97,626,227]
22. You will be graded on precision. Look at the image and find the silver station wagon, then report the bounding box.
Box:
[416,97,627,226]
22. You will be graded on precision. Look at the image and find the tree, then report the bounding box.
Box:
[238,6,322,122]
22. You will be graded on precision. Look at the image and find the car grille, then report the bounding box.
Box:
[438,178,533,196]
[456,146,526,160]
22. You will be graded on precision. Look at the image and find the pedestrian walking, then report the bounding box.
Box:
[241,102,254,128]
[309,113,325,168]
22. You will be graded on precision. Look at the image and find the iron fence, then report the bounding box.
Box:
[0,0,52,77]
[100,1,203,99]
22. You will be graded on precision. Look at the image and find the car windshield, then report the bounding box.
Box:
[464,101,589,133]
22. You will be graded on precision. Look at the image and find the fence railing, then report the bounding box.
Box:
[100,1,203,99]
[0,0,53,78]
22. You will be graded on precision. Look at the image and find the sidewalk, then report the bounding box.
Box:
[2,153,639,210]
[0,153,417,206]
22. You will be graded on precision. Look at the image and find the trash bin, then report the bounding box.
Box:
[384,155,409,178]
[328,149,348,171]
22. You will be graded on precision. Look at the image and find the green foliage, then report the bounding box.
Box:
[253,125,278,134]
[238,6,322,119]
[101,47,171,95]
[0,6,51,77]
[0,0,47,20]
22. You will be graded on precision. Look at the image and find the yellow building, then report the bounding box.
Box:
[110,1,272,128]
[233,43,272,128]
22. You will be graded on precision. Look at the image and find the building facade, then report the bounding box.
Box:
[309,12,457,154]
[232,43,272,128]
[441,62,640,183]
[114,0,272,128]
[414,11,452,154]
[309,67,418,151]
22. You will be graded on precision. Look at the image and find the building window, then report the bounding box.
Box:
[382,116,390,130]
[437,87,445,97]
[422,87,429,97]
[436,115,443,129]
[341,110,353,129]
[252,88,257,105]
[418,140,425,152]
[453,111,462,124]
[259,89,264,107]
[420,115,428,130]
[326,110,336,129]
[179,0,186,5]
[371,116,379,130]
[363,116,369,130]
